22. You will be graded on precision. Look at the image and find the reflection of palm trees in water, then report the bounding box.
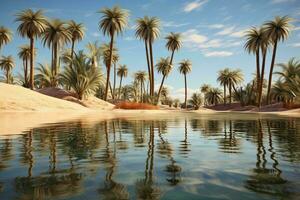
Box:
[136,122,160,200]
[245,120,288,196]
[98,121,129,200]
[179,119,190,156]
[218,120,241,153]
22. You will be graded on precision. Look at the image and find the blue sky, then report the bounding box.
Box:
[0,0,300,100]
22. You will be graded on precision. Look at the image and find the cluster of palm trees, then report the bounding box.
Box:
[0,6,194,107]
[244,16,292,107]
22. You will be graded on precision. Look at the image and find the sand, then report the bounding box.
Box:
[1,83,300,135]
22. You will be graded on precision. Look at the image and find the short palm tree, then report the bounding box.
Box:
[134,71,147,102]
[189,93,202,110]
[0,26,13,52]
[99,6,129,101]
[86,41,102,68]
[35,63,57,88]
[228,69,244,104]
[156,57,172,103]
[165,32,182,65]
[135,16,160,97]
[217,68,230,105]
[0,55,15,84]
[200,84,211,106]
[263,16,292,104]
[117,64,128,99]
[67,20,85,68]
[42,19,71,76]
[16,9,48,89]
[18,44,32,86]
[271,80,295,103]
[206,88,222,106]
[178,59,192,109]
[60,51,104,100]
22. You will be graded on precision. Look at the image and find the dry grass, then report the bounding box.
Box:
[115,102,159,110]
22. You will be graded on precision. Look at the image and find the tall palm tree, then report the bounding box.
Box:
[257,29,270,107]
[263,16,292,104]
[117,64,128,99]
[178,59,192,109]
[135,16,160,97]
[67,20,85,68]
[16,9,48,89]
[244,27,264,104]
[18,44,32,86]
[0,26,13,53]
[217,68,230,105]
[42,19,71,77]
[156,57,172,103]
[99,6,129,101]
[0,55,15,84]
[134,71,147,102]
[86,41,102,68]
[165,32,182,64]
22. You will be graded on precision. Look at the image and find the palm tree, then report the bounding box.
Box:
[67,20,85,68]
[86,41,102,68]
[178,59,192,109]
[35,63,57,88]
[244,27,264,103]
[0,26,12,53]
[16,9,48,89]
[135,16,160,97]
[117,65,128,99]
[165,32,182,65]
[134,71,147,102]
[200,84,211,106]
[42,19,71,77]
[99,6,129,101]
[0,55,15,84]
[156,57,172,103]
[217,68,230,105]
[60,51,104,100]
[263,16,292,104]
[228,69,244,104]
[206,88,223,105]
[189,93,202,110]
[18,44,32,86]
[271,80,295,103]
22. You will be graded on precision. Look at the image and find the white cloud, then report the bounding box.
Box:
[230,29,247,37]
[292,26,300,31]
[91,32,100,37]
[216,26,235,36]
[271,0,295,4]
[216,26,247,38]
[208,24,225,29]
[204,51,233,57]
[182,29,208,45]
[124,37,135,41]
[199,39,222,48]
[290,43,300,47]
[183,0,208,12]
[162,21,189,28]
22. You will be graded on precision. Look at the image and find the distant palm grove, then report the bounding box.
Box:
[0,6,298,109]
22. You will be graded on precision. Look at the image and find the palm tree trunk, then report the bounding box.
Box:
[157,75,166,104]
[23,59,28,86]
[145,41,152,96]
[229,82,232,104]
[113,63,116,100]
[54,43,58,76]
[118,75,123,99]
[258,49,267,108]
[140,82,143,103]
[149,41,155,97]
[29,37,34,90]
[104,34,115,101]
[184,74,187,109]
[256,48,261,105]
[224,84,226,105]
[267,40,278,105]
[170,50,175,65]
[70,38,75,69]
[6,70,9,84]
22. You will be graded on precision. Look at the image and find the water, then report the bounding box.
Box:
[0,113,300,200]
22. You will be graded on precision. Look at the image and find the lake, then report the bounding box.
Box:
[0,113,299,199]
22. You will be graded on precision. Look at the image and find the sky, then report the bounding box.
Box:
[0,0,300,100]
